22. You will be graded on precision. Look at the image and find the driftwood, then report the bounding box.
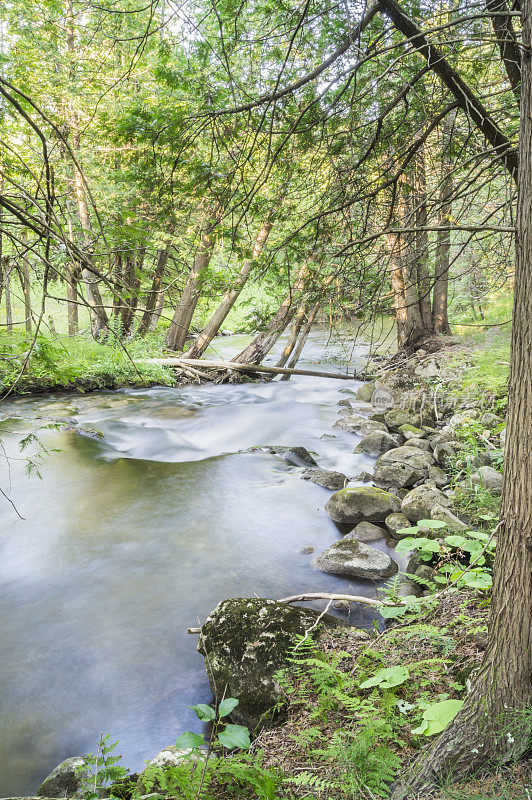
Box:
[140,357,367,381]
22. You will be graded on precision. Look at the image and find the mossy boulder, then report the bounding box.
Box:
[356,382,377,403]
[373,446,434,489]
[325,486,401,525]
[384,512,412,538]
[384,409,421,432]
[398,424,426,440]
[314,539,398,580]
[197,599,344,731]
[36,757,88,797]
[333,415,387,435]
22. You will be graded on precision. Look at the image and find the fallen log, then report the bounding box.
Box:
[140,357,367,381]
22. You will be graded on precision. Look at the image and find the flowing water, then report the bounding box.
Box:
[0,331,398,794]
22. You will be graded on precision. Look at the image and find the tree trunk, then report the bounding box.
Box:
[392,4,532,793]
[413,148,433,331]
[233,262,309,364]
[20,259,32,334]
[388,230,409,348]
[275,299,309,368]
[184,214,274,358]
[280,299,321,379]
[138,228,174,336]
[120,248,144,336]
[166,210,221,351]
[433,113,455,335]
[3,256,13,333]
[66,0,108,339]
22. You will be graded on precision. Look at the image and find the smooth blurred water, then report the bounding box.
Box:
[0,331,394,793]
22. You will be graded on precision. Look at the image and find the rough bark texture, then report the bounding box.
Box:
[433,113,455,335]
[184,215,274,358]
[486,0,522,102]
[166,210,220,351]
[280,300,322,379]
[391,6,532,794]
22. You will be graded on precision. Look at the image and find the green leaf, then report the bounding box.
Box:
[444,535,468,548]
[417,519,446,529]
[218,697,239,718]
[396,526,420,535]
[190,703,216,721]
[175,731,206,749]
[412,699,464,736]
[217,724,251,750]
[360,665,410,690]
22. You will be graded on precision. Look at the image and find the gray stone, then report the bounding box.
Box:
[373,446,435,489]
[197,599,345,731]
[384,409,421,432]
[398,424,426,440]
[414,359,440,378]
[431,504,468,532]
[379,575,423,599]
[356,382,377,403]
[428,465,449,489]
[301,468,348,490]
[314,539,398,580]
[354,431,401,455]
[433,441,463,467]
[385,512,413,538]
[36,757,88,798]
[500,427,506,449]
[414,565,436,584]
[469,466,503,494]
[353,471,373,483]
[480,412,501,428]
[350,521,388,542]
[333,415,387,435]
[325,486,401,525]
[406,437,431,452]
[401,485,452,522]
[448,409,478,429]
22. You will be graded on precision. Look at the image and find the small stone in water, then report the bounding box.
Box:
[300,546,315,554]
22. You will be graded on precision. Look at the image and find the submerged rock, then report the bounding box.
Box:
[302,468,348,490]
[314,539,398,580]
[197,598,344,731]
[244,445,317,467]
[36,756,88,798]
[325,486,401,525]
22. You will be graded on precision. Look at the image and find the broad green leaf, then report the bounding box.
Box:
[190,703,216,722]
[218,697,239,718]
[217,724,251,750]
[396,526,420,535]
[444,535,468,548]
[417,519,446,529]
[360,665,410,690]
[175,731,205,749]
[412,699,464,736]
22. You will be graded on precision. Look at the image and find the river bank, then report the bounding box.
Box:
[1,329,520,799]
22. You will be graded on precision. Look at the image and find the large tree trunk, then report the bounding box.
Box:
[392,5,532,794]
[388,231,409,348]
[137,228,174,336]
[184,214,274,358]
[120,248,144,336]
[2,256,13,333]
[66,0,108,339]
[166,210,221,351]
[413,148,433,332]
[432,113,455,335]
[233,262,309,364]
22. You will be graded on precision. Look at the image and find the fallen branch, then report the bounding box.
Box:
[278,592,393,608]
[140,357,367,381]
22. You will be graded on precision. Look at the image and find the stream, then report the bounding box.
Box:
[0,331,398,794]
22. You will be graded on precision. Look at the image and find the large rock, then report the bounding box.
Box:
[373,446,434,489]
[356,382,377,403]
[333,415,387,435]
[302,468,348,490]
[398,424,426,440]
[469,466,503,494]
[325,486,401,525]
[401,485,452,522]
[314,539,398,580]
[197,599,344,731]
[432,441,463,467]
[354,431,401,455]
[448,409,478,429]
[36,757,88,798]
[384,409,421,432]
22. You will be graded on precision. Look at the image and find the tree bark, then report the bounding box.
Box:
[392,3,532,793]
[65,0,109,339]
[3,256,13,333]
[233,262,309,364]
[485,0,522,102]
[166,209,221,351]
[184,214,274,358]
[120,248,144,336]
[413,148,432,331]
[279,299,322,379]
